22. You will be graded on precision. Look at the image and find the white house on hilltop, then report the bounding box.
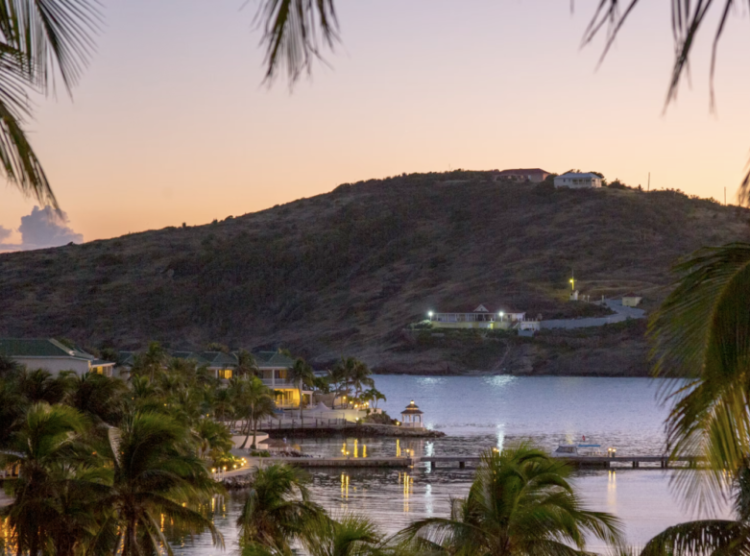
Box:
[554,172,603,189]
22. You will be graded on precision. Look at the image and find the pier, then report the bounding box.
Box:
[242,454,703,470]
[420,455,703,469]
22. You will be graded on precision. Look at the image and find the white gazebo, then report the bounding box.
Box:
[400,400,424,429]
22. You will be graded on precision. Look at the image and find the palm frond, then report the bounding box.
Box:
[256,0,338,85]
[639,520,747,556]
[0,0,103,93]
[648,243,750,510]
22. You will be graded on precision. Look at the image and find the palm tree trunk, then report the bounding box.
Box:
[251,420,258,449]
[299,386,304,428]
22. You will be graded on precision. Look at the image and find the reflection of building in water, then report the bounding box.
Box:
[340,473,350,500]
[399,472,413,512]
[607,470,617,509]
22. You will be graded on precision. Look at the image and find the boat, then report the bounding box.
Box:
[554,443,605,457]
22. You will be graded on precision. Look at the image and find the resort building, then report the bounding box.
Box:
[494,168,550,183]
[428,304,535,330]
[622,293,643,307]
[401,400,425,429]
[0,338,115,376]
[116,348,312,408]
[553,172,603,189]
[254,350,313,409]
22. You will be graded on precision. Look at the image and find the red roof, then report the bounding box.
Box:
[496,168,550,177]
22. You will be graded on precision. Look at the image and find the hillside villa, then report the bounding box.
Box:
[554,172,603,189]
[428,304,540,331]
[493,168,550,183]
[0,338,116,376]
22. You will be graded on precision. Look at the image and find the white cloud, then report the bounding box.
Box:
[0,206,84,252]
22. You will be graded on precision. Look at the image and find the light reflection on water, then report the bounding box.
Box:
[175,376,734,555]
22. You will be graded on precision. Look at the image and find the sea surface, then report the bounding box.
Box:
[178,376,733,555]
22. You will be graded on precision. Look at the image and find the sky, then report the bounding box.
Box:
[1,0,750,248]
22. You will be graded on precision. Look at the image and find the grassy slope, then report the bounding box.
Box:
[0,171,747,374]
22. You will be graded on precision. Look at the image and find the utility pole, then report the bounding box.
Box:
[647,172,650,191]
[725,187,727,205]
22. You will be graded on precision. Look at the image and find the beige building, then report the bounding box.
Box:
[0,338,115,376]
[622,293,643,307]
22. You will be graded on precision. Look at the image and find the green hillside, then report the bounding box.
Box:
[1,171,747,374]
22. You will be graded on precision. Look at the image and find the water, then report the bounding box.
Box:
[178,376,734,555]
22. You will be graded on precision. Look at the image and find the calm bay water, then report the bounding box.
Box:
[178,376,733,555]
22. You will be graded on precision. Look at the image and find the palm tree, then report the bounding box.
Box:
[648,243,750,504]
[214,386,235,423]
[100,411,223,556]
[238,463,324,554]
[16,367,70,405]
[237,349,260,377]
[66,372,128,425]
[638,465,750,556]
[232,375,278,449]
[302,514,384,556]
[0,403,91,556]
[194,417,233,465]
[287,357,314,426]
[130,341,169,382]
[398,444,622,556]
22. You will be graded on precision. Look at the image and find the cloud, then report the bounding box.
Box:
[0,206,84,252]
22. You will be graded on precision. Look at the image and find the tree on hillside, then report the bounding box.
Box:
[397,444,622,556]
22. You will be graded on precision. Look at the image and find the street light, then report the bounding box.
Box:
[427,311,434,319]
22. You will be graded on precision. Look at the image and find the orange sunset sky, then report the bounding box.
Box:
[1,0,750,247]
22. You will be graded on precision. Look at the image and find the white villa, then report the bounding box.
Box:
[554,172,603,189]
[429,304,540,331]
[0,338,115,376]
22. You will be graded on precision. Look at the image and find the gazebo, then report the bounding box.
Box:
[400,400,424,428]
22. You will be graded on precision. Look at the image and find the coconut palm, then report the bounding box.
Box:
[194,417,233,465]
[0,403,92,556]
[232,375,278,449]
[66,372,129,425]
[214,386,235,423]
[237,349,260,377]
[287,357,314,425]
[302,514,384,556]
[238,463,324,554]
[398,444,622,556]
[16,367,70,404]
[98,411,223,556]
[648,243,750,505]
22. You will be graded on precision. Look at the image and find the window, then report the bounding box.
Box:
[219,369,232,379]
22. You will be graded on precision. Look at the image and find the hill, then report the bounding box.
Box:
[1,171,748,375]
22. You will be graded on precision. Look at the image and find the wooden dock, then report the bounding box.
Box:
[420,455,703,469]
[263,456,415,468]
[247,455,703,470]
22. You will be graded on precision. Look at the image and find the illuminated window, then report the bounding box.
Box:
[219,369,232,379]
